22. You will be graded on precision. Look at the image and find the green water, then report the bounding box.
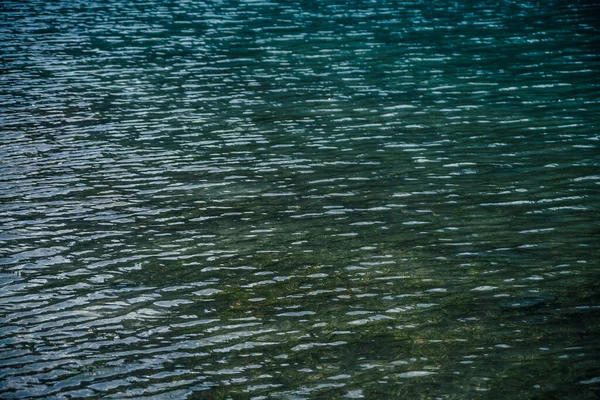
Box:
[1,0,599,398]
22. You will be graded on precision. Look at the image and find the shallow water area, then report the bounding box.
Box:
[1,0,599,398]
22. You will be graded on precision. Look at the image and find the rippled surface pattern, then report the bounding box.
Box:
[1,0,599,398]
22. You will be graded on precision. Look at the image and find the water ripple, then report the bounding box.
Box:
[1,0,599,398]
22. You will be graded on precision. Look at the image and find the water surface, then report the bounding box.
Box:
[1,0,599,398]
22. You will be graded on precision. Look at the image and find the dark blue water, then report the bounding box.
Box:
[1,0,599,398]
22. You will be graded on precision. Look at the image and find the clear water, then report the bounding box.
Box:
[1,0,599,398]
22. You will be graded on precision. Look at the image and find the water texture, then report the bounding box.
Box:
[1,0,599,398]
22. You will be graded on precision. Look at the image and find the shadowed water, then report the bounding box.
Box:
[1,0,599,398]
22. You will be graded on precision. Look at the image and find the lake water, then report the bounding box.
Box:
[1,0,599,398]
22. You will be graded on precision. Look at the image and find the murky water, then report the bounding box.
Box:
[1,0,599,398]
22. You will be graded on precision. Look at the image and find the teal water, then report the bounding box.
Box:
[1,0,599,398]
